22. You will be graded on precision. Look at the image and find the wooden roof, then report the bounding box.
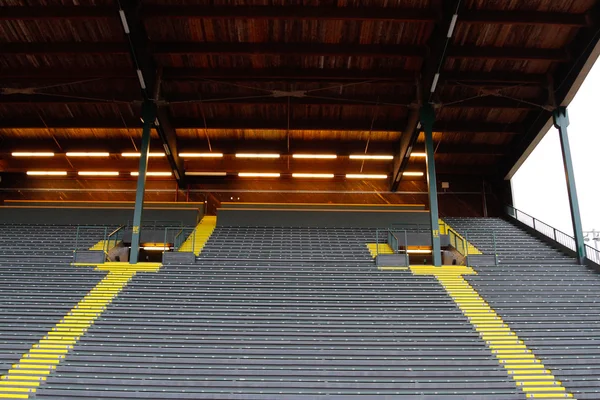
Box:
[0,0,599,188]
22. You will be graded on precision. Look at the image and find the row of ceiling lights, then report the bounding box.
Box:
[11,152,428,159]
[25,171,425,178]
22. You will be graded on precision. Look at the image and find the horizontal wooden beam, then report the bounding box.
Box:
[447,46,569,62]
[0,6,116,19]
[0,68,548,86]
[1,6,588,28]
[142,5,438,21]
[0,42,570,62]
[0,42,129,55]
[0,117,522,134]
[151,42,427,57]
[459,10,589,27]
[0,93,543,109]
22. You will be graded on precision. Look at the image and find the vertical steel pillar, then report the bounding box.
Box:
[129,100,156,264]
[553,106,586,264]
[421,104,442,266]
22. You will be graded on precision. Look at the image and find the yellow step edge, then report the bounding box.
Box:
[416,268,574,399]
[0,381,39,387]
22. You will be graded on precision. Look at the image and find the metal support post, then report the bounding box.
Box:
[130,100,156,264]
[553,107,586,264]
[421,104,442,266]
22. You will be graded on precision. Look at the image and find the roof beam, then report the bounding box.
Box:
[501,2,600,178]
[118,0,184,185]
[391,0,461,191]
[0,67,547,86]
[0,93,544,109]
[142,5,437,21]
[0,42,129,54]
[0,6,115,19]
[446,46,569,62]
[459,10,589,27]
[151,42,427,58]
[0,42,568,61]
[1,5,589,28]
[0,117,521,133]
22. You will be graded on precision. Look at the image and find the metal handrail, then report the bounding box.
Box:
[505,204,600,266]
[105,225,125,253]
[126,220,183,229]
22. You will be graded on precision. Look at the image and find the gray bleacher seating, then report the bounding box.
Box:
[446,217,600,399]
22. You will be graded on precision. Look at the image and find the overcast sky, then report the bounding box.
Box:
[512,57,600,236]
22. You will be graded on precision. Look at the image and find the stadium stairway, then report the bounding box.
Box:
[178,215,216,255]
[444,217,600,399]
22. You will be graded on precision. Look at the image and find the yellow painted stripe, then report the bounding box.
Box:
[0,263,162,399]
[88,240,109,251]
[410,266,574,399]
[366,243,394,258]
[178,215,217,255]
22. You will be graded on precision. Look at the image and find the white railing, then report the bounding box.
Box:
[505,205,600,267]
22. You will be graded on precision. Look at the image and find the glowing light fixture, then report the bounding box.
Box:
[179,153,224,158]
[142,246,170,251]
[121,152,165,157]
[403,171,424,176]
[235,153,280,159]
[407,249,432,254]
[12,152,54,157]
[293,154,337,159]
[292,173,334,178]
[78,171,119,176]
[130,171,172,177]
[346,174,388,179]
[410,152,427,157]
[185,172,227,176]
[26,171,67,176]
[66,152,110,157]
[349,155,393,160]
[238,172,280,178]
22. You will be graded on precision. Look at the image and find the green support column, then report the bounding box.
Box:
[129,100,156,264]
[553,107,586,264]
[420,104,442,266]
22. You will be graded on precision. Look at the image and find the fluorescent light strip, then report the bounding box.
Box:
[292,173,334,178]
[238,172,280,178]
[142,246,170,251]
[349,155,393,160]
[66,152,110,157]
[12,152,54,157]
[122,152,165,157]
[346,174,388,179]
[403,171,424,176]
[407,249,432,254]
[235,153,280,158]
[26,171,67,176]
[293,154,337,159]
[78,171,119,176]
[179,153,224,158]
[185,172,227,176]
[411,152,427,157]
[130,171,172,177]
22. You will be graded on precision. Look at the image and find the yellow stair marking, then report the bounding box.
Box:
[439,219,482,255]
[178,215,216,255]
[410,266,574,399]
[0,262,162,399]
[366,243,393,258]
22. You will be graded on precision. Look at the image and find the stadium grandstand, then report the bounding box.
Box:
[1,0,600,399]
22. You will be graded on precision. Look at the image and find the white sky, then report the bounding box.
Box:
[512,58,600,235]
